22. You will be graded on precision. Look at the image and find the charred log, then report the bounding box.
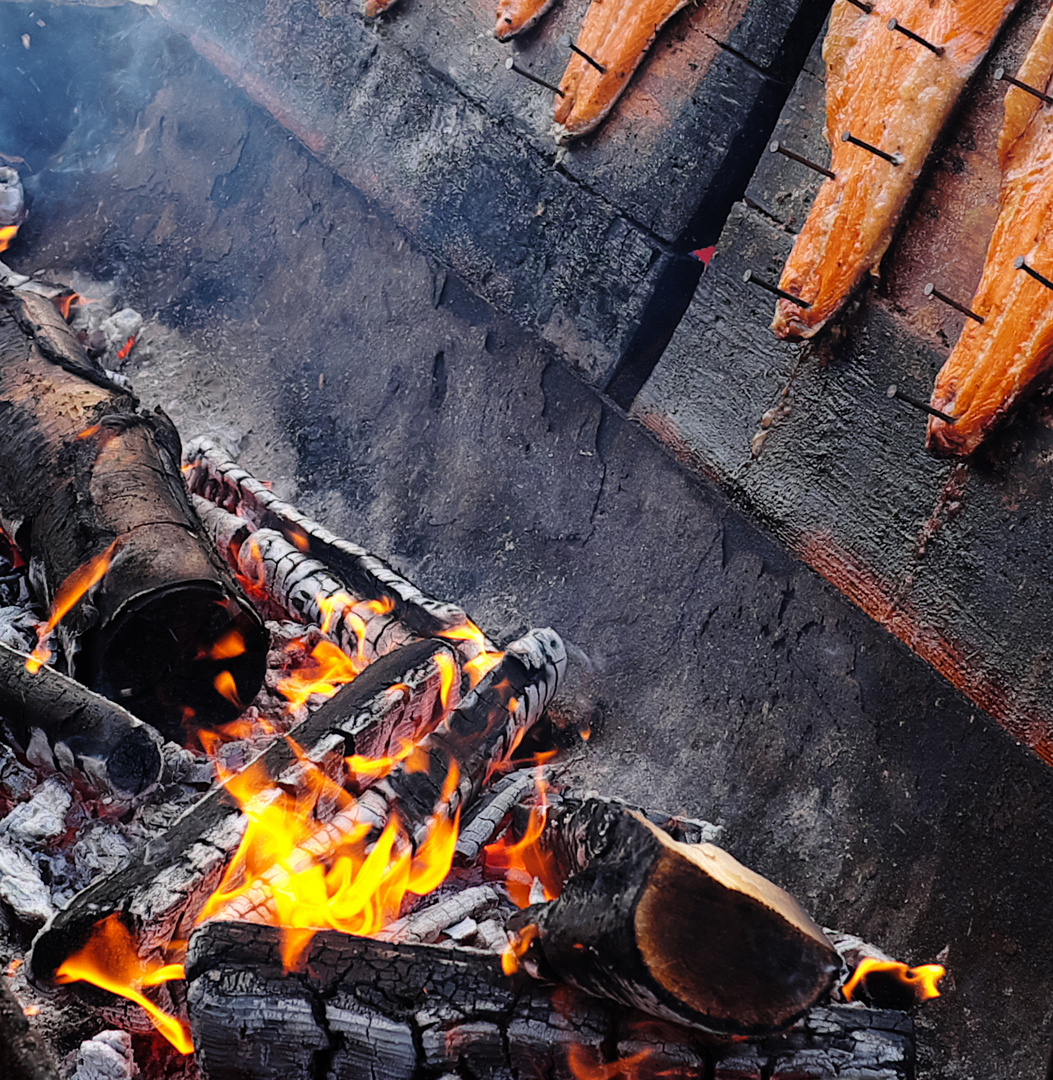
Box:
[0,289,267,738]
[183,921,914,1080]
[28,638,457,986]
[0,976,61,1080]
[0,641,163,799]
[208,628,566,925]
[183,438,474,639]
[517,796,840,1038]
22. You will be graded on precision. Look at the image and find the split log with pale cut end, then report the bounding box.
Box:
[28,638,457,986]
[183,437,471,639]
[523,797,840,1037]
[0,290,267,739]
[0,640,163,799]
[184,921,914,1080]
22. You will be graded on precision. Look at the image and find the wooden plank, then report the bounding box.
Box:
[153,0,829,385]
[632,0,1053,758]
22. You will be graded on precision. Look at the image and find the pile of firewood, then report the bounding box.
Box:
[0,281,931,1080]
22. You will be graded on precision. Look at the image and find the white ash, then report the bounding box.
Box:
[0,838,54,923]
[0,775,72,845]
[100,308,143,352]
[0,742,37,800]
[0,601,38,651]
[72,1030,140,1080]
[0,167,25,228]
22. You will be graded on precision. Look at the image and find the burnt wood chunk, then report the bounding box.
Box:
[0,641,163,799]
[525,798,839,1037]
[0,289,267,738]
[184,922,914,1080]
[28,639,457,987]
[0,976,62,1080]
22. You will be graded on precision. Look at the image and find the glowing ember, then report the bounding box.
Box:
[55,292,96,321]
[566,1046,660,1080]
[208,627,247,660]
[0,224,18,253]
[116,335,137,361]
[26,539,122,674]
[277,636,362,710]
[500,921,538,976]
[54,914,192,1054]
[842,957,946,1004]
[197,740,461,971]
[484,771,562,908]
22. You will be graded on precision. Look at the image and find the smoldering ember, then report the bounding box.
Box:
[4,2,1053,1080]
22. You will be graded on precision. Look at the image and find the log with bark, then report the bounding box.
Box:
[183,921,914,1080]
[183,437,470,639]
[513,795,841,1037]
[0,289,268,739]
[0,640,163,799]
[27,637,458,985]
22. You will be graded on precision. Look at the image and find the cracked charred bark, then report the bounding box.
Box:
[184,921,914,1080]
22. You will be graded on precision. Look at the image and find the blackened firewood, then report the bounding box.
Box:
[0,976,62,1080]
[210,628,566,925]
[183,437,474,638]
[519,797,840,1038]
[183,921,914,1080]
[28,639,457,986]
[0,289,267,738]
[0,641,163,799]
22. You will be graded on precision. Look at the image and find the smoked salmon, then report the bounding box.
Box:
[772,0,1019,340]
[928,9,1053,456]
[495,0,558,41]
[553,0,691,140]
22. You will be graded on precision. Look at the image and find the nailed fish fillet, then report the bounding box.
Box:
[772,0,1019,340]
[928,8,1053,456]
[495,0,559,41]
[553,0,691,140]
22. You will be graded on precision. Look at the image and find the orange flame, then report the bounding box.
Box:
[435,650,458,713]
[277,637,363,710]
[116,335,137,361]
[484,772,562,908]
[438,620,504,688]
[566,1046,677,1080]
[500,921,538,976]
[198,740,460,971]
[208,628,247,660]
[54,914,192,1054]
[213,670,242,709]
[26,539,122,674]
[55,292,97,321]
[0,224,18,254]
[842,958,946,1004]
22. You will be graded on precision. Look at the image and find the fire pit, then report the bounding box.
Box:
[3,2,1053,1079]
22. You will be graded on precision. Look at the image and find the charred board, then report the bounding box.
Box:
[153,0,830,389]
[631,1,1053,761]
[0,288,266,738]
[184,921,914,1080]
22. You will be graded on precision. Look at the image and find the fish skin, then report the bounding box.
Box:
[553,0,691,140]
[928,8,1053,457]
[772,0,1020,341]
[495,0,559,41]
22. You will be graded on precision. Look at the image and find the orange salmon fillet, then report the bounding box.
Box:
[928,9,1053,456]
[772,0,1019,340]
[495,0,559,41]
[553,0,691,139]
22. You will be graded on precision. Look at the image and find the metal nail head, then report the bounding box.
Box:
[506,58,565,97]
[994,67,1053,106]
[923,283,984,324]
[1014,257,1053,293]
[743,269,812,309]
[842,131,904,166]
[769,141,836,180]
[887,18,944,56]
[559,33,606,74]
[887,384,957,425]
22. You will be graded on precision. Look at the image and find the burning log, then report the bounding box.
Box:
[0,290,267,738]
[0,640,163,799]
[515,795,841,1037]
[183,438,472,639]
[27,638,458,986]
[183,921,914,1080]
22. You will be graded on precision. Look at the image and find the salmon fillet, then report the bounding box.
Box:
[928,10,1053,456]
[772,0,1019,340]
[495,0,559,41]
[553,0,691,140]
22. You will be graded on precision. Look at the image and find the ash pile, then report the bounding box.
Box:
[0,244,937,1080]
